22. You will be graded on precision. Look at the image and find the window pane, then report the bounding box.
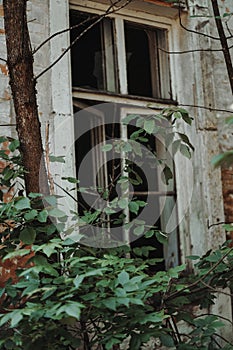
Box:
[70,11,116,92]
[125,23,153,97]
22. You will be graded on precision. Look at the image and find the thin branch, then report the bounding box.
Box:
[158,44,233,55]
[178,103,233,114]
[35,0,132,80]
[45,122,55,195]
[177,0,232,41]
[200,280,233,298]
[165,247,233,300]
[195,313,233,326]
[53,180,78,204]
[0,57,7,63]
[33,16,98,55]
[0,124,17,127]
[225,17,233,38]
[213,332,233,347]
[207,220,231,229]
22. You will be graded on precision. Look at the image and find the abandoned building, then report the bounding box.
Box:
[0,0,233,342]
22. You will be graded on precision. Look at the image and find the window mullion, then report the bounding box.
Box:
[114,18,128,94]
[102,19,116,92]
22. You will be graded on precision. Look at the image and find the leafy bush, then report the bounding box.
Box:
[0,109,233,349]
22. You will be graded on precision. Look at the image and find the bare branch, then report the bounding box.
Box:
[45,122,55,195]
[213,333,233,347]
[165,247,233,300]
[35,0,132,80]
[33,16,98,55]
[158,44,233,55]
[225,16,233,38]
[201,280,233,298]
[0,57,7,63]
[207,220,232,229]
[178,103,233,114]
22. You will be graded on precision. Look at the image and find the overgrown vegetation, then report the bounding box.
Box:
[0,109,233,350]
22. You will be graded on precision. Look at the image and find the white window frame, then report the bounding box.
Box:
[70,1,174,101]
[69,0,180,267]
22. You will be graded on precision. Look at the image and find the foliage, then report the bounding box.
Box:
[1,199,233,349]
[0,110,233,349]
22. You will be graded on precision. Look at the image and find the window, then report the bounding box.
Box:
[70,10,172,100]
[70,4,179,270]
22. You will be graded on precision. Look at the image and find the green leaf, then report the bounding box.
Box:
[10,310,23,328]
[48,208,66,218]
[3,249,31,261]
[0,136,8,144]
[128,201,139,215]
[49,154,65,163]
[73,275,85,288]
[144,119,155,134]
[103,298,116,311]
[122,114,138,124]
[118,198,128,209]
[225,115,233,124]
[20,227,36,245]
[160,334,175,347]
[156,231,168,244]
[177,132,194,151]
[118,270,129,286]
[133,225,144,236]
[9,139,20,152]
[180,144,191,159]
[63,302,83,319]
[186,255,200,260]
[37,209,48,223]
[15,197,31,210]
[162,165,173,185]
[172,139,181,155]
[24,209,37,221]
[105,337,122,350]
[212,151,233,167]
[62,177,79,183]
[145,230,155,238]
[104,207,116,215]
[224,224,233,232]
[129,334,141,350]
[101,144,113,152]
[28,193,43,198]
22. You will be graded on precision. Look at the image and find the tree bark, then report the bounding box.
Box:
[3,0,49,195]
[211,0,233,95]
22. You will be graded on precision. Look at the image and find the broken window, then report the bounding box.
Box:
[70,6,178,270]
[70,10,171,99]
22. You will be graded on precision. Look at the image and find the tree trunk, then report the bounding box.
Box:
[211,0,233,95]
[3,0,49,195]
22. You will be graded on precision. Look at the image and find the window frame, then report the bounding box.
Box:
[69,0,180,268]
[70,1,175,102]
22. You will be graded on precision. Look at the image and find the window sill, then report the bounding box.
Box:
[72,87,178,109]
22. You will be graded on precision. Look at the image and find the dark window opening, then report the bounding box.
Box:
[70,11,116,92]
[125,23,153,97]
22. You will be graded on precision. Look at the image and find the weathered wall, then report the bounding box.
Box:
[0,0,232,337]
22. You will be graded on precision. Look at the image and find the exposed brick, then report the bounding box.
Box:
[0,5,3,17]
[221,167,233,227]
[0,64,8,75]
